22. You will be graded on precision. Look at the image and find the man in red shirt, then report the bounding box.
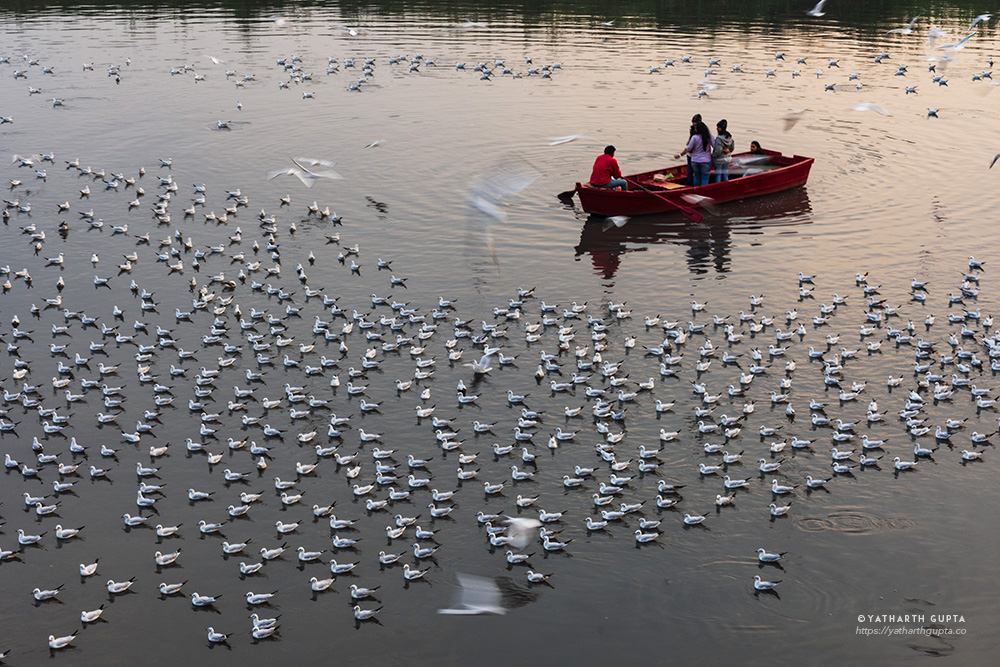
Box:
[589,145,627,190]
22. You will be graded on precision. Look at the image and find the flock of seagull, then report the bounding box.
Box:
[2,12,992,122]
[1,144,997,651]
[642,12,997,119]
[0,42,564,123]
[1,8,999,659]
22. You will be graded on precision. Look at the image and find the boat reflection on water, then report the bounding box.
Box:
[573,187,813,278]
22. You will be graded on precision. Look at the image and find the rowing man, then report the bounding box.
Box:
[589,145,627,191]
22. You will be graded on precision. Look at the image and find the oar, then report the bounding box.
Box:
[556,186,578,199]
[624,177,702,223]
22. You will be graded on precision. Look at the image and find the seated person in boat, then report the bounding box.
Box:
[588,145,627,190]
[733,140,770,175]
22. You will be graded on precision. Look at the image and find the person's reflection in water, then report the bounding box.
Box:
[587,246,623,279]
[573,189,812,278]
[683,223,732,274]
[575,218,729,278]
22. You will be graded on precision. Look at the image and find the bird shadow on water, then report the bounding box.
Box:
[573,188,813,280]
[907,640,955,657]
[192,604,222,615]
[753,589,781,601]
[402,578,431,591]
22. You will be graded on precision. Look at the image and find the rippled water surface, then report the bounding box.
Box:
[1,1,998,664]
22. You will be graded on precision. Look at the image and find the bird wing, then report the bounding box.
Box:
[504,516,542,548]
[990,153,1000,169]
[290,157,343,181]
[603,215,630,230]
[781,109,806,132]
[266,168,295,182]
[466,156,539,270]
[437,573,506,615]
[926,26,946,47]
[293,157,337,169]
[467,156,541,221]
[940,31,975,48]
[469,157,541,204]
[290,168,318,188]
[680,193,719,215]
[853,103,890,116]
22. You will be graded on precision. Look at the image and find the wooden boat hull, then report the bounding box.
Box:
[573,150,813,217]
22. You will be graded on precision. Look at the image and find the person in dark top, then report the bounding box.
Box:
[711,119,734,182]
[589,145,627,190]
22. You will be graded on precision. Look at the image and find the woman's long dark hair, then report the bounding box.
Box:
[693,121,712,150]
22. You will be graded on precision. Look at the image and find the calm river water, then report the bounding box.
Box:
[0,1,998,665]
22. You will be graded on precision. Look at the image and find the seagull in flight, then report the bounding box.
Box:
[926,26,947,48]
[547,134,598,146]
[465,350,497,375]
[887,16,919,34]
[968,14,991,33]
[267,157,343,188]
[806,0,828,18]
[438,573,508,614]
[467,156,540,221]
[938,32,976,50]
[466,156,540,270]
[335,25,372,36]
[781,109,806,132]
[853,103,890,116]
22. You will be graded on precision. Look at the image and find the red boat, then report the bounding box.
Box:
[568,149,813,218]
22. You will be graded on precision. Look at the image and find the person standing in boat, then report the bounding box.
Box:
[683,114,701,185]
[676,120,713,187]
[711,119,734,183]
[588,145,628,190]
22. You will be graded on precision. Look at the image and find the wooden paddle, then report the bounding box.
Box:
[556,186,578,199]
[624,177,703,223]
